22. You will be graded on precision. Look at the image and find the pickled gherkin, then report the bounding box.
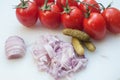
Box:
[63,28,90,41]
[83,41,96,52]
[72,37,84,56]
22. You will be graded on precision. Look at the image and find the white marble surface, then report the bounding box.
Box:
[0,0,120,80]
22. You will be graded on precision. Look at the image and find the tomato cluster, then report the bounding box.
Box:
[16,0,120,40]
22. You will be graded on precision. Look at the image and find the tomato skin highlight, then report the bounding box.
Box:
[61,6,84,30]
[102,7,120,34]
[16,1,38,27]
[39,3,61,29]
[56,0,78,11]
[79,0,100,13]
[34,0,54,7]
[83,13,106,40]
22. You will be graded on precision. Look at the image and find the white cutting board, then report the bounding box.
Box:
[0,0,120,80]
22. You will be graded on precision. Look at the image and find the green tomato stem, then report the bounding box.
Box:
[79,1,102,18]
[106,2,113,8]
[16,0,28,8]
[97,3,105,10]
[81,2,101,11]
[41,0,51,11]
[66,0,69,9]
[84,11,90,18]
[44,0,48,9]
[20,0,25,6]
[64,0,71,14]
[75,0,80,2]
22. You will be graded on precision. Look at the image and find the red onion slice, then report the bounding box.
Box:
[5,36,26,59]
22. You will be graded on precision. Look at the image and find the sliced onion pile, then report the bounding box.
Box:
[31,35,88,80]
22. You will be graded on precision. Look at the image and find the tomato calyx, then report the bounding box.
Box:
[63,0,71,14]
[41,0,51,11]
[16,0,28,8]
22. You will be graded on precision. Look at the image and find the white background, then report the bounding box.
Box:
[0,0,120,80]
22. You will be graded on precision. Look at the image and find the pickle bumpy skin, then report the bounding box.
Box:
[63,28,90,41]
[83,41,96,52]
[72,37,84,56]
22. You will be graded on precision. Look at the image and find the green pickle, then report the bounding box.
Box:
[72,37,84,56]
[83,41,96,52]
[63,28,90,41]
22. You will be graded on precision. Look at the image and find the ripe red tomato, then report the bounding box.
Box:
[34,0,54,7]
[39,3,61,29]
[56,0,78,11]
[102,7,120,34]
[61,6,84,30]
[83,13,106,40]
[16,1,38,27]
[79,0,100,13]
